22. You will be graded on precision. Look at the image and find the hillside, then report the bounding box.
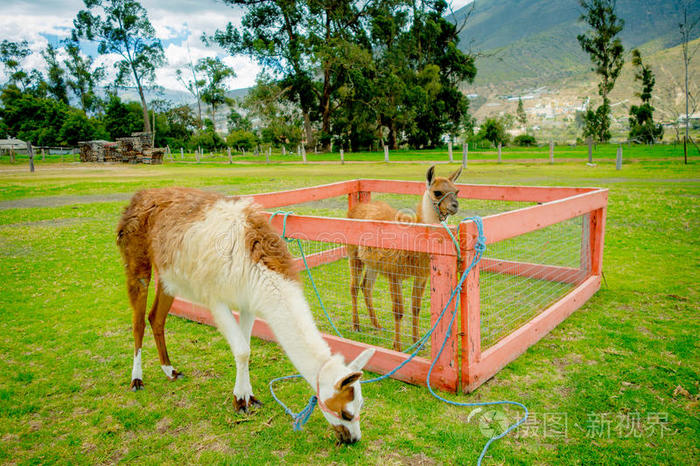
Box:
[450,0,700,87]
[463,36,700,142]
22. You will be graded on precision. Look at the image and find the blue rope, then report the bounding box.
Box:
[268,374,318,431]
[267,214,528,464]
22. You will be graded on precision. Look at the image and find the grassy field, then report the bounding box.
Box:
[0,154,698,464]
[3,141,698,167]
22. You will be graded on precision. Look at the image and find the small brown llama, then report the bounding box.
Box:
[347,165,462,351]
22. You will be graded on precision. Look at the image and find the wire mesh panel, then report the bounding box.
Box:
[289,237,435,356]
[479,214,589,348]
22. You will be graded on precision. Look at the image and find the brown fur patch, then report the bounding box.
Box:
[324,385,355,416]
[243,205,299,282]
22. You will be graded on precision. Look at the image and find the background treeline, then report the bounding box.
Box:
[0,0,477,152]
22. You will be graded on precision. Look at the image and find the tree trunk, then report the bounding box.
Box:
[303,110,313,148]
[137,84,151,133]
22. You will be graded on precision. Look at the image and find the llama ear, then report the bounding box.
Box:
[348,348,375,371]
[336,371,362,390]
[426,165,436,187]
[449,166,463,183]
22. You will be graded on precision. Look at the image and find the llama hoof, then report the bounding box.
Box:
[130,379,144,391]
[233,395,262,413]
[372,323,383,330]
[168,370,184,381]
[352,323,360,332]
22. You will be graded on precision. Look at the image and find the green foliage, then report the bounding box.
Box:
[72,0,165,132]
[513,134,537,146]
[102,93,143,139]
[478,118,509,146]
[0,86,65,145]
[195,57,235,124]
[628,49,663,143]
[153,105,197,148]
[41,44,68,104]
[577,0,625,143]
[226,129,258,151]
[0,40,31,91]
[63,39,104,114]
[214,0,475,151]
[189,119,224,151]
[58,108,108,145]
[517,97,527,126]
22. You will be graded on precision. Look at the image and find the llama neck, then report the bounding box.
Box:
[260,280,332,388]
[417,190,441,224]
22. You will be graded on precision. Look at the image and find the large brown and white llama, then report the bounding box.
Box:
[116,187,374,443]
[347,166,462,351]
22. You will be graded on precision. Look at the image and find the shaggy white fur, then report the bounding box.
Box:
[157,197,373,442]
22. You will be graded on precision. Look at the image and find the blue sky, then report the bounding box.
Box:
[0,0,473,93]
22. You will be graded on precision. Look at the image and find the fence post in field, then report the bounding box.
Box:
[340,148,344,165]
[282,145,286,156]
[196,148,200,163]
[41,148,45,161]
[616,145,622,170]
[228,147,232,164]
[265,147,270,164]
[462,142,468,168]
[243,148,246,157]
[27,142,35,172]
[180,147,184,160]
[549,140,554,164]
[448,140,453,162]
[587,137,593,163]
[384,144,389,162]
[302,145,307,163]
[497,143,502,163]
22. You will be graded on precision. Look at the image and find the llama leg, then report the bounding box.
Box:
[235,310,261,408]
[411,277,428,344]
[348,250,364,331]
[361,268,382,329]
[209,303,257,413]
[388,277,405,352]
[127,271,150,391]
[148,284,180,380]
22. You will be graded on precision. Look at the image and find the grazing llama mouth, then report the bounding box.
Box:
[333,424,356,444]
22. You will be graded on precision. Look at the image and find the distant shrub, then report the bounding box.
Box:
[513,134,537,146]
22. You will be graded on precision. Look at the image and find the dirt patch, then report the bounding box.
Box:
[0,193,133,210]
[0,217,94,229]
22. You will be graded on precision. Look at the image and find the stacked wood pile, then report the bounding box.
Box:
[78,132,164,164]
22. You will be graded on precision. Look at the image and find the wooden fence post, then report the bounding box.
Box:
[616,145,622,170]
[549,140,554,164]
[302,145,307,163]
[265,147,270,164]
[587,137,593,163]
[228,147,232,164]
[282,145,286,156]
[41,148,45,162]
[497,143,502,163]
[26,142,35,172]
[462,142,468,168]
[448,140,453,163]
[180,147,184,160]
[384,145,389,162]
[340,148,344,165]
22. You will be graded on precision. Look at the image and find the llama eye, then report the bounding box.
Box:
[433,191,443,198]
[341,410,353,421]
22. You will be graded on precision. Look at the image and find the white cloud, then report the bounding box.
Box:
[0,0,259,91]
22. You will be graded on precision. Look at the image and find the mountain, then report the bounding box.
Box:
[450,0,700,87]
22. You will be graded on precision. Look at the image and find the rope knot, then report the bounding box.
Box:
[292,395,318,431]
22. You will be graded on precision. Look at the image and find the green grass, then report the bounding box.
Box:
[0,153,698,464]
[2,142,697,169]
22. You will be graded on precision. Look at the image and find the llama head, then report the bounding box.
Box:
[425,165,461,220]
[317,348,375,444]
